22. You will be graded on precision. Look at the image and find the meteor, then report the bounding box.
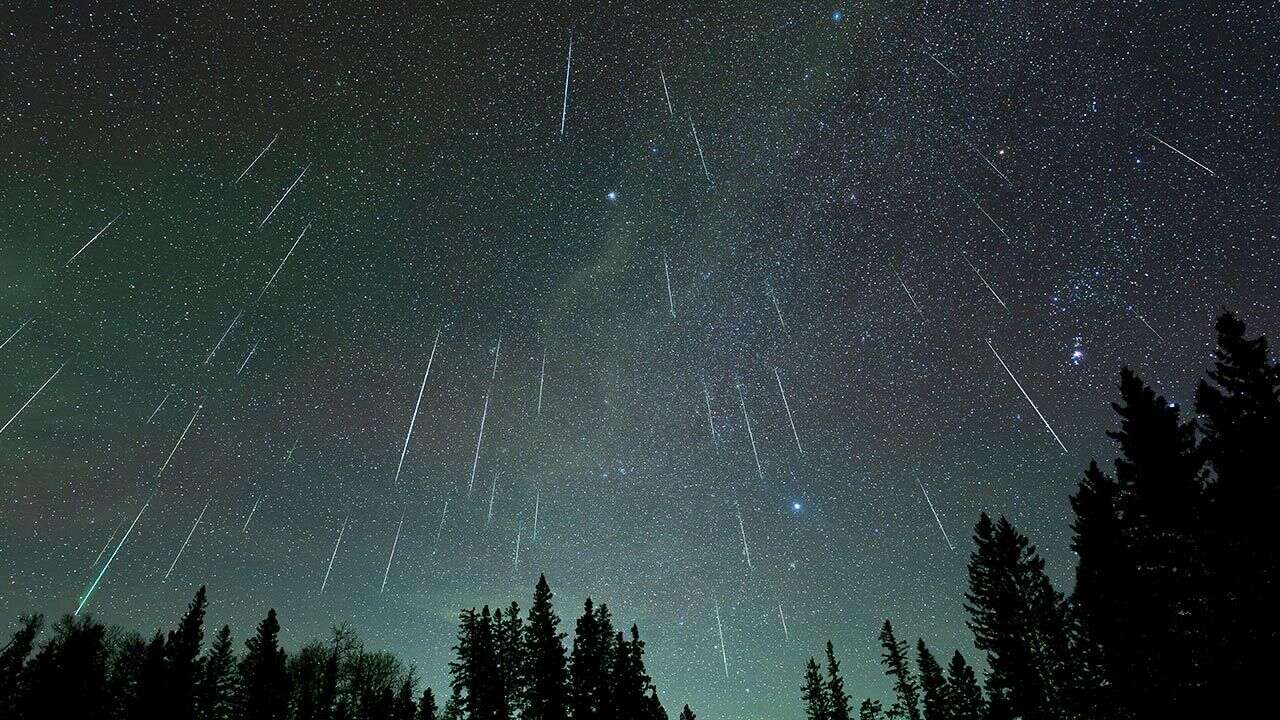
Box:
[237,340,260,374]
[320,515,348,594]
[66,212,124,266]
[660,68,674,116]
[434,499,449,547]
[206,309,244,364]
[236,133,278,182]
[971,146,1012,186]
[157,405,202,479]
[259,164,310,228]
[774,368,803,454]
[1,362,66,436]
[537,349,546,416]
[895,272,924,316]
[89,517,125,569]
[393,329,440,487]
[76,492,154,615]
[1146,131,1215,176]
[778,602,790,641]
[917,479,954,551]
[737,509,753,569]
[986,340,1069,453]
[164,501,209,579]
[487,467,499,524]
[380,512,405,593]
[0,319,31,353]
[468,394,490,497]
[714,604,730,679]
[146,391,171,424]
[663,254,676,318]
[767,286,786,330]
[532,489,541,542]
[702,381,718,444]
[242,495,262,532]
[962,256,1008,309]
[925,51,959,79]
[560,33,573,136]
[255,223,309,302]
[737,386,764,481]
[690,118,712,186]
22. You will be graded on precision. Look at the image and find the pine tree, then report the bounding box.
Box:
[395,677,417,720]
[802,656,832,720]
[19,615,113,720]
[133,630,169,720]
[678,704,696,720]
[569,599,614,720]
[878,621,920,720]
[824,641,852,720]
[0,614,42,719]
[858,699,883,720]
[523,575,568,720]
[449,606,508,720]
[964,514,1071,720]
[944,652,984,720]
[238,609,289,720]
[416,687,438,720]
[915,641,949,720]
[198,626,235,720]
[165,586,207,720]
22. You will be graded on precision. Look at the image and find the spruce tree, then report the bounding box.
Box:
[238,609,289,720]
[915,641,949,720]
[569,599,614,720]
[802,656,832,720]
[395,678,417,720]
[417,687,438,720]
[858,699,883,720]
[449,606,507,720]
[165,586,207,720]
[523,575,568,720]
[679,704,696,720]
[824,641,852,720]
[19,615,112,720]
[877,621,920,720]
[197,625,235,720]
[0,614,42,719]
[944,651,984,720]
[133,630,169,720]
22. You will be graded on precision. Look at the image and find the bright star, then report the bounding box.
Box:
[792,501,803,512]
[832,9,844,23]
[606,190,618,201]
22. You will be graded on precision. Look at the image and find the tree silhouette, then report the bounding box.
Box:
[944,651,984,720]
[824,641,852,720]
[0,615,42,719]
[198,625,236,720]
[858,698,884,720]
[877,621,919,720]
[522,575,568,720]
[238,608,289,720]
[915,640,948,720]
[802,656,832,720]
[416,687,438,720]
[165,586,207,720]
[569,599,614,720]
[678,704,696,720]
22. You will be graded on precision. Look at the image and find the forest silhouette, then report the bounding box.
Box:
[2,313,1275,720]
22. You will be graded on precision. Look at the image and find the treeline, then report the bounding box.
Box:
[0,576,696,720]
[802,312,1278,720]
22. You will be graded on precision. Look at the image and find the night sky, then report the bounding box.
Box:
[2,2,1276,718]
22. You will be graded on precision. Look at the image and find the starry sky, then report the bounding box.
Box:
[1,2,1276,718]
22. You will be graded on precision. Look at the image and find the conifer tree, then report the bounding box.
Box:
[802,656,832,720]
[238,609,289,720]
[878,621,920,720]
[858,699,884,720]
[165,586,207,720]
[197,625,236,720]
[395,677,418,720]
[678,704,696,720]
[824,641,852,720]
[417,687,438,720]
[523,575,568,720]
[915,640,949,720]
[0,614,42,719]
[944,651,984,720]
[133,630,169,720]
[19,615,112,720]
[569,599,614,720]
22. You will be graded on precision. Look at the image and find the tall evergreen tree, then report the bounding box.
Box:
[132,630,169,720]
[569,599,614,720]
[0,614,42,719]
[858,699,884,720]
[523,575,568,720]
[802,656,832,720]
[19,615,113,720]
[416,687,438,720]
[165,586,207,720]
[915,641,949,720]
[944,652,984,720]
[449,606,508,720]
[964,514,1071,720]
[395,677,417,720]
[678,704,696,720]
[197,626,236,720]
[238,609,289,720]
[877,621,920,720]
[824,641,852,720]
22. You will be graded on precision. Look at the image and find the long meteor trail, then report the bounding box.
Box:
[987,340,1069,453]
[774,368,803,454]
[537,349,546,416]
[147,391,171,424]
[206,309,244,364]
[660,68,673,116]
[157,405,202,478]
[1,362,66,436]
[320,516,347,594]
[380,512,405,593]
[259,163,310,228]
[237,340,260,375]
[917,479,954,550]
[255,223,309,302]
[896,272,924,316]
[778,603,791,641]
[715,604,730,678]
[236,133,278,182]
[468,394,490,496]
[243,495,262,532]
[76,493,153,615]
[67,212,124,266]
[663,254,676,318]
[962,256,1008,309]
[737,386,764,481]
[560,33,573,136]
[165,501,209,579]
[1146,131,1215,176]
[393,329,440,487]
[737,510,753,569]
[690,118,712,186]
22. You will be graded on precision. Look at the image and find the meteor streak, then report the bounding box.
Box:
[393,329,440,487]
[90,517,125,569]
[487,468,499,524]
[737,509,753,569]
[967,193,1011,241]
[925,51,959,78]
[468,394,490,497]
[560,33,573,136]
[737,386,764,481]
[702,381,718,444]
[0,319,31,353]
[532,489,541,542]
[76,493,153,615]
[767,287,786,330]
[774,368,803,454]
[714,604,729,678]
[66,212,124,266]
[663,254,675,318]
[660,69,673,116]
[380,512,405,593]
[237,340,260,374]
[255,223,309,302]
[690,118,712,186]
[320,515,347,594]
[157,405,202,479]
[962,256,1008,309]
[236,133,278,182]
[165,501,209,579]
[917,479,954,550]
[537,349,546,416]
[259,164,310,228]
[1146,131,1215,176]
[147,391,171,424]
[896,272,924,316]
[434,499,449,546]
[206,309,244,364]
[243,495,262,532]
[778,603,790,641]
[1,362,66,436]
[972,146,1012,185]
[987,340,1069,453]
